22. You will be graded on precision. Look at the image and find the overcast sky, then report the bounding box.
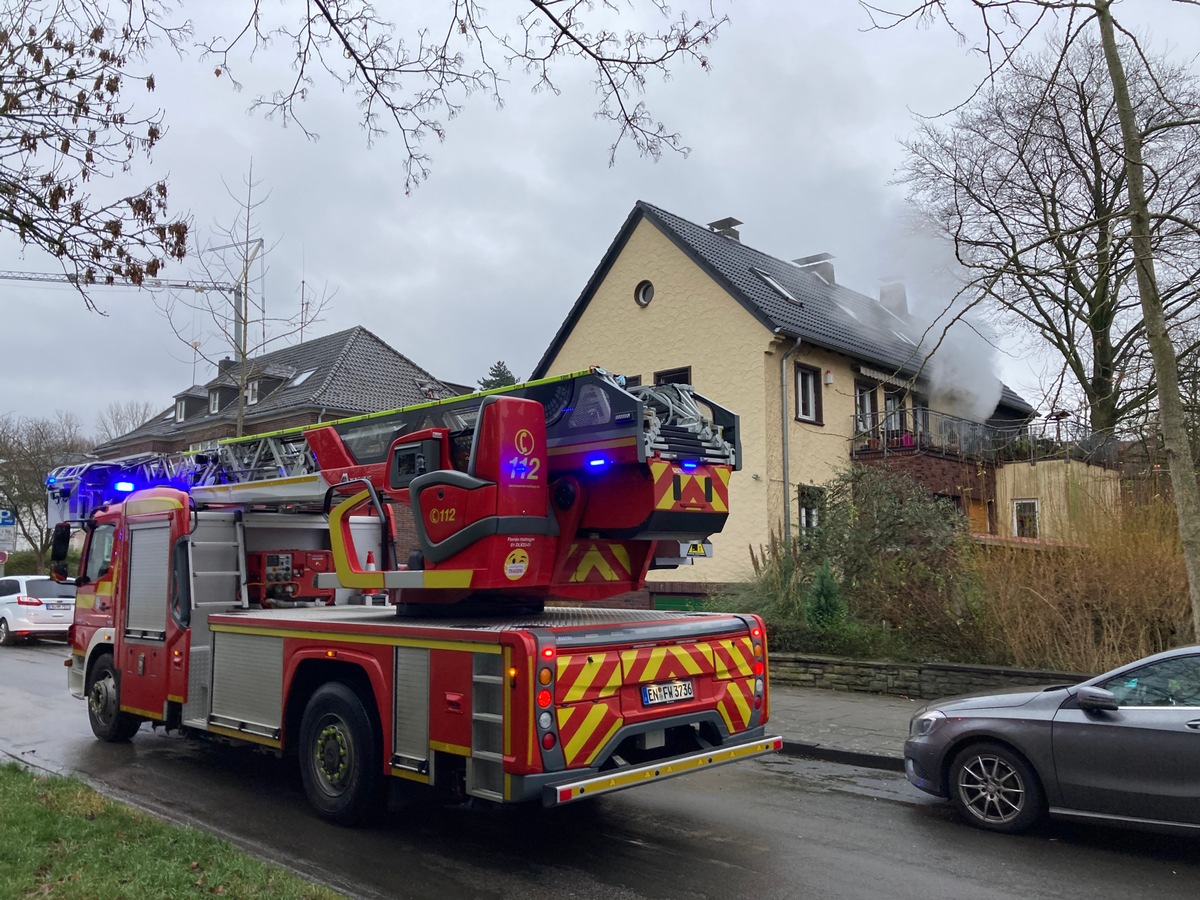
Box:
[3,1,1197,436]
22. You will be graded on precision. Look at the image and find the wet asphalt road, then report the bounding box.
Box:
[2,641,1198,899]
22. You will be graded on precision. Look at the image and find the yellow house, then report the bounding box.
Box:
[533,202,1116,585]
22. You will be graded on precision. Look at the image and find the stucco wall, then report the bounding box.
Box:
[762,343,861,536]
[994,458,1121,541]
[544,219,772,581]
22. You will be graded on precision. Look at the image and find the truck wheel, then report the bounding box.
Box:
[0,619,13,647]
[299,682,384,826]
[86,652,143,742]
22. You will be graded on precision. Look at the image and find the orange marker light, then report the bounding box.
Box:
[325,649,337,658]
[538,668,552,686]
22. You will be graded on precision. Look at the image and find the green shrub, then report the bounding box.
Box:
[804,559,847,629]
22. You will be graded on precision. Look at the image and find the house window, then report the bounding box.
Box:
[209,391,220,414]
[797,485,825,533]
[884,388,907,444]
[1014,499,1039,539]
[244,380,260,406]
[655,366,692,386]
[624,374,642,388]
[855,381,878,436]
[795,364,822,424]
[174,400,185,422]
[289,368,316,387]
[189,440,219,452]
[634,280,655,307]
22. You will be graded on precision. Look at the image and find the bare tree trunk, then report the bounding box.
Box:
[1098,1,1200,639]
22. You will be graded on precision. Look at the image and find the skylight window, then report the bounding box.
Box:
[751,268,802,305]
[289,368,317,387]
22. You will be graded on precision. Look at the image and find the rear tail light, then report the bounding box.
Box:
[16,596,42,607]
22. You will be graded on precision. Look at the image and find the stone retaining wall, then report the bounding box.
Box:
[770,652,1090,700]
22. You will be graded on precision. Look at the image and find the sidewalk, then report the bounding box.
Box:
[768,683,922,772]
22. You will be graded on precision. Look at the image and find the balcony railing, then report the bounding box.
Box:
[850,409,1119,468]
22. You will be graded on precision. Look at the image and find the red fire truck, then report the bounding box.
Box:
[49,370,779,823]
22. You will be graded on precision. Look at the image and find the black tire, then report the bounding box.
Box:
[298,682,385,826]
[86,652,143,742]
[0,619,13,647]
[949,741,1046,834]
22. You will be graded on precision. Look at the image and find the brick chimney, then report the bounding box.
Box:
[707,217,743,242]
[793,252,835,285]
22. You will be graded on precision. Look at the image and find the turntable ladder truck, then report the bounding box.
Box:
[49,370,779,823]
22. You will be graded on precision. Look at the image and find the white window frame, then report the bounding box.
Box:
[1013,499,1039,539]
[208,391,219,414]
[244,380,260,406]
[175,399,186,422]
[795,366,819,422]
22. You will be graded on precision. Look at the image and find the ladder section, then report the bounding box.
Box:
[468,651,506,801]
[182,511,247,728]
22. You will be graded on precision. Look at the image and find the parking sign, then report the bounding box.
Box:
[0,509,16,552]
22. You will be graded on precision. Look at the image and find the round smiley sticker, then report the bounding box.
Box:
[504,548,530,581]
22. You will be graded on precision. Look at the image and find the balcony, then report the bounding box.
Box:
[850,410,1118,468]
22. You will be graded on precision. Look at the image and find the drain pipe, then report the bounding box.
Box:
[779,334,803,538]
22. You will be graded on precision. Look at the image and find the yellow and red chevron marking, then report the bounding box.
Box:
[713,637,756,680]
[565,541,632,583]
[649,461,731,513]
[620,642,714,684]
[556,651,623,703]
[717,678,756,734]
[556,699,624,767]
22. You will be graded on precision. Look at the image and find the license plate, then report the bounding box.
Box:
[641,680,693,706]
[46,603,72,611]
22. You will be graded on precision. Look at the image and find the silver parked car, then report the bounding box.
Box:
[905,645,1200,834]
[0,575,77,645]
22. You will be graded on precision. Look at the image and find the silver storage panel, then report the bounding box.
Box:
[126,522,170,636]
[209,632,283,738]
[392,647,430,772]
[468,651,505,800]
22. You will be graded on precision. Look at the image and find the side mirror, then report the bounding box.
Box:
[1076,686,1119,712]
[50,522,72,564]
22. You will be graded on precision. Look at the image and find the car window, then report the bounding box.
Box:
[0,579,16,596]
[22,579,76,599]
[1100,655,1200,707]
[84,524,116,582]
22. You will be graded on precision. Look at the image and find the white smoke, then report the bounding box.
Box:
[926,320,1003,423]
[873,222,1003,423]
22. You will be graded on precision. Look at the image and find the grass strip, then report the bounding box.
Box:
[0,762,342,899]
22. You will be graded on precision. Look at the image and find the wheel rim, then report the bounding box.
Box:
[88,670,119,727]
[0,621,8,642]
[956,752,1026,825]
[313,716,354,797]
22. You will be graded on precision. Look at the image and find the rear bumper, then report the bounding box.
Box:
[535,732,783,806]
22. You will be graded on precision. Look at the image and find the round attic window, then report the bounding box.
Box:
[634,280,655,307]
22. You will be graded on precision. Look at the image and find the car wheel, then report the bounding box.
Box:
[949,742,1046,834]
[0,619,13,647]
[298,682,385,826]
[86,652,143,742]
